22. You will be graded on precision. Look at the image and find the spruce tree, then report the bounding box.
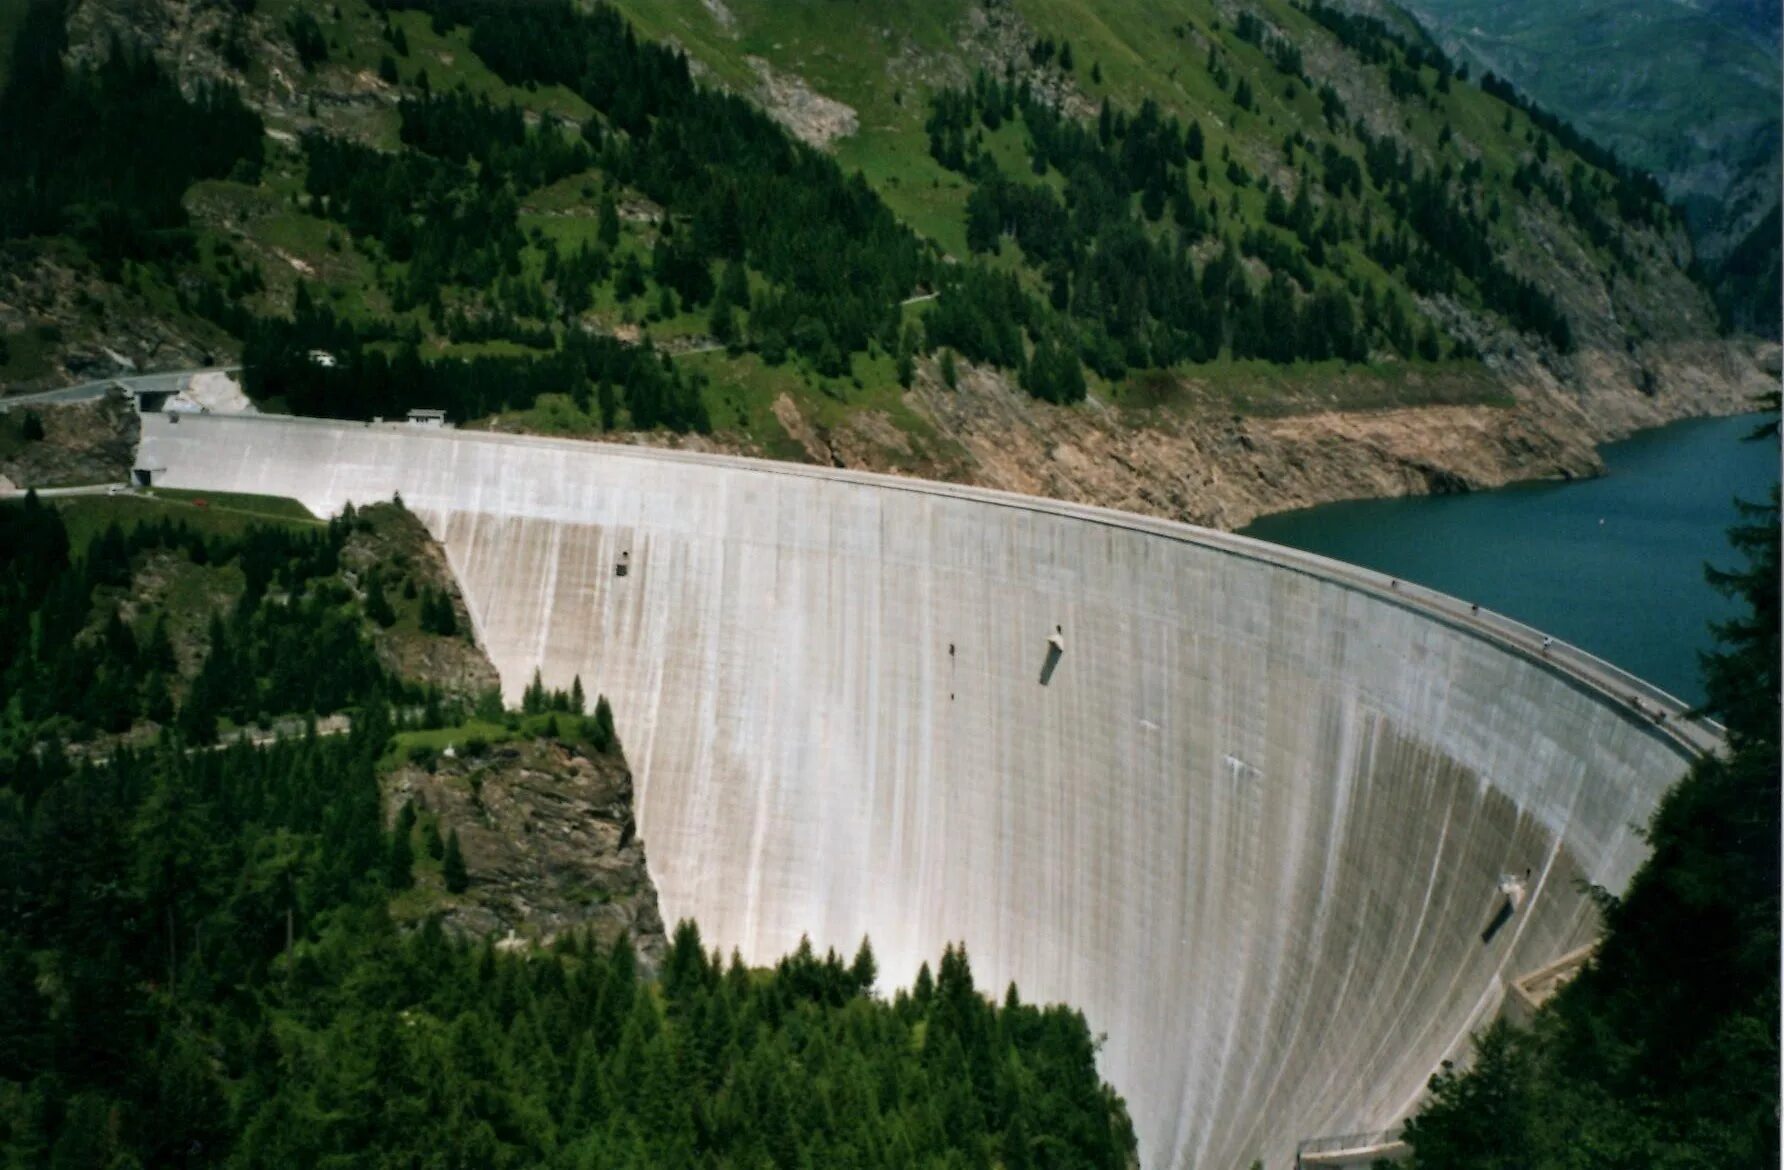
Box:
[365,573,396,628]
[850,937,877,995]
[443,828,469,893]
[598,192,621,248]
[388,802,417,889]
[593,694,616,753]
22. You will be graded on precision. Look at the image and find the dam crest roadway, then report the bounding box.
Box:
[136,411,1716,1170]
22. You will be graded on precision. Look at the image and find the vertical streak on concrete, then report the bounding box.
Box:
[138,414,1699,1170]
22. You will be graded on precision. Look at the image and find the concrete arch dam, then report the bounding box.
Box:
[138,413,1703,1169]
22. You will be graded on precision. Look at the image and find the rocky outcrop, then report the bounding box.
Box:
[0,387,139,488]
[352,508,663,961]
[652,336,1773,531]
[339,502,501,701]
[0,247,228,395]
[747,56,858,148]
[388,736,668,967]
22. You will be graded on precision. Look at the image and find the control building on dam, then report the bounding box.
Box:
[137,412,1711,1169]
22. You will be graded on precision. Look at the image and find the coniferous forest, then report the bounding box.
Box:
[0,494,1137,1169]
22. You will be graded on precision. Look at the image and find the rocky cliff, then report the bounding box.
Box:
[0,388,138,490]
[386,735,669,968]
[340,501,502,701]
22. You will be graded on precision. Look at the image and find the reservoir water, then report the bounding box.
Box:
[1242,413,1779,704]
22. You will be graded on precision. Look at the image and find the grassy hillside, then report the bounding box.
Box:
[0,0,1725,468]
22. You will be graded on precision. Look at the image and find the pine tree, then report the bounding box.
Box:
[913,961,935,1006]
[569,675,586,715]
[443,828,469,893]
[388,802,417,889]
[365,573,396,628]
[709,298,736,347]
[850,937,877,995]
[598,191,621,248]
[592,695,617,753]
[142,669,174,724]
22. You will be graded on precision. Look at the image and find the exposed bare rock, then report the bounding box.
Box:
[772,391,833,464]
[949,4,1093,118]
[748,56,858,148]
[338,502,501,701]
[0,387,139,488]
[0,244,226,394]
[388,736,668,968]
[896,359,1597,529]
[725,337,1767,531]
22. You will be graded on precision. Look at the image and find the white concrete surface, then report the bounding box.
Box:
[138,413,1703,1170]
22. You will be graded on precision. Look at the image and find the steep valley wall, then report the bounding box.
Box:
[652,337,1777,531]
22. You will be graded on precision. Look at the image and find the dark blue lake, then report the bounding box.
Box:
[1242,413,1779,703]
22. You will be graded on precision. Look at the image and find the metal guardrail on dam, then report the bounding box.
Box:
[548,436,1721,760]
[1295,1127,1410,1168]
[134,410,1710,1170]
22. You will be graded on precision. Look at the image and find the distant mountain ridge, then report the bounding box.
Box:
[1368,0,1780,329]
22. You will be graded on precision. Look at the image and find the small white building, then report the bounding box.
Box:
[405,408,449,428]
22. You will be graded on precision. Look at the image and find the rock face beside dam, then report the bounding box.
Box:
[138,413,1700,1169]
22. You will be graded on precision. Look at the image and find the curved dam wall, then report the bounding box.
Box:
[139,413,1700,1169]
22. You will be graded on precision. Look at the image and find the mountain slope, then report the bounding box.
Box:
[0,0,1768,526]
[1375,0,1779,254]
[1369,0,1781,334]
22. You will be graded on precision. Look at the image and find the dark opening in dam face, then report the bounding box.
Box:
[140,413,1701,1169]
